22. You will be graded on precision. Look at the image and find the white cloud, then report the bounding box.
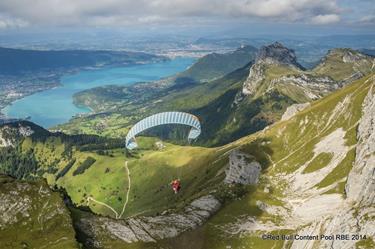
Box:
[359,15,375,25]
[0,0,343,28]
[0,16,28,29]
[311,14,341,25]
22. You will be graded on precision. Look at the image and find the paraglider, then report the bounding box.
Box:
[125,112,201,195]
[125,112,201,150]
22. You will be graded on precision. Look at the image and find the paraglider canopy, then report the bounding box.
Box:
[125,112,201,150]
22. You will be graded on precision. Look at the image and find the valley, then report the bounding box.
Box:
[2,57,195,128]
[0,47,167,119]
[0,40,374,249]
[58,43,374,147]
[0,71,374,248]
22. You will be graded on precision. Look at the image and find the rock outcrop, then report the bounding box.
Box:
[242,62,266,96]
[345,84,375,205]
[0,123,34,147]
[342,49,370,63]
[76,195,221,247]
[281,103,310,121]
[271,74,337,99]
[242,42,303,96]
[291,82,375,249]
[224,149,261,185]
[256,42,303,69]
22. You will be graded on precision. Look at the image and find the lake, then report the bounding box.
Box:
[3,57,195,128]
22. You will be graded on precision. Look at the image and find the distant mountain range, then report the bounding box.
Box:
[62,42,374,146]
[0,47,165,75]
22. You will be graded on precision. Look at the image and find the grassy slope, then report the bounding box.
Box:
[313,48,374,80]
[19,134,228,219]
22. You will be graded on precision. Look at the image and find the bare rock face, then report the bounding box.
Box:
[76,195,221,247]
[242,63,265,95]
[342,50,367,63]
[224,149,261,185]
[281,103,310,121]
[0,123,34,147]
[345,84,375,206]
[291,83,375,249]
[256,42,302,68]
[242,42,303,96]
[291,206,375,249]
[272,74,338,100]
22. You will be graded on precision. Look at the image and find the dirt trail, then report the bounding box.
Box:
[87,161,131,219]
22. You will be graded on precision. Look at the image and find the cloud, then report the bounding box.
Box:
[0,15,28,29]
[311,14,341,24]
[0,0,344,28]
[359,15,375,25]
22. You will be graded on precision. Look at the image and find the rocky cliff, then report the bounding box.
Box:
[291,79,375,249]
[224,149,261,185]
[345,84,375,206]
[256,42,303,69]
[0,175,78,249]
[241,43,373,102]
[0,122,34,147]
[75,195,221,247]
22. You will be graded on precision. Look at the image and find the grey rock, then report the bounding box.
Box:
[291,83,375,249]
[256,42,302,68]
[281,103,310,121]
[242,42,304,96]
[77,195,221,246]
[342,50,367,63]
[346,84,375,206]
[0,124,34,147]
[224,149,261,185]
[242,62,265,96]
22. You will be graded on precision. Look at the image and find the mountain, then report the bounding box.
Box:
[0,47,165,75]
[313,48,374,82]
[255,41,303,69]
[241,44,374,100]
[0,174,78,248]
[60,43,374,147]
[1,72,374,248]
[175,45,257,83]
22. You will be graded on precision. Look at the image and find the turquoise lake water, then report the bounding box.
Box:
[3,57,195,128]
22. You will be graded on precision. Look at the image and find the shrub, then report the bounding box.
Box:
[56,158,76,180]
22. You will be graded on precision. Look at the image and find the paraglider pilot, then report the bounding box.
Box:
[170,179,181,194]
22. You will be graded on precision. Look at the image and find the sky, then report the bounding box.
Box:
[0,0,374,36]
